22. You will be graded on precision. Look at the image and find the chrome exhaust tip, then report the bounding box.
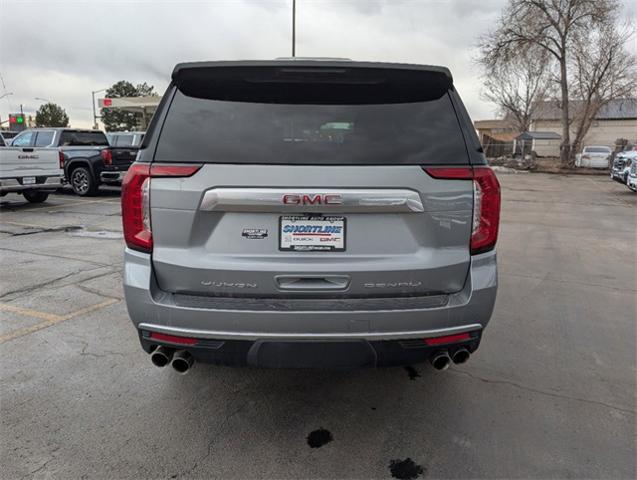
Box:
[430,352,451,371]
[171,350,195,375]
[150,346,174,368]
[452,348,471,365]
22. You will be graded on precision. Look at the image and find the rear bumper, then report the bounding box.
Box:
[0,176,62,194]
[139,332,483,368]
[124,249,497,366]
[100,171,126,183]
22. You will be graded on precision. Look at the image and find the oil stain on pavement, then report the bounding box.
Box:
[404,366,421,380]
[389,458,425,479]
[306,428,333,448]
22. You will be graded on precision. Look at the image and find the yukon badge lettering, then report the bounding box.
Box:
[201,281,258,288]
[282,194,343,205]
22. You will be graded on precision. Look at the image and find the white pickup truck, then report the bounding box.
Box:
[0,131,63,203]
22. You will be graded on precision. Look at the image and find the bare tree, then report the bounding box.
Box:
[480,0,617,165]
[481,47,552,133]
[568,22,637,159]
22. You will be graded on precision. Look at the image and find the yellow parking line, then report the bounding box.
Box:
[0,303,61,322]
[0,220,49,229]
[36,198,120,212]
[0,298,119,344]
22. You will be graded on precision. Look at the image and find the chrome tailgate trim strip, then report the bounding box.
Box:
[199,188,424,213]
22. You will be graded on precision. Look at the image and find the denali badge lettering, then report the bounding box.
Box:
[242,228,268,239]
[201,281,258,288]
[282,194,343,205]
[364,281,423,289]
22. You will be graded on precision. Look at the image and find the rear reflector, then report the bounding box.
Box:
[149,332,198,346]
[423,166,500,255]
[423,332,471,346]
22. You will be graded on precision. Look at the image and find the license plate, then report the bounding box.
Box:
[280,215,346,251]
[22,177,36,185]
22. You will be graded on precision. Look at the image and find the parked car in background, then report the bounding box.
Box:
[0,131,63,203]
[626,159,637,193]
[611,150,637,184]
[122,59,501,374]
[575,145,613,168]
[107,131,144,148]
[9,128,137,195]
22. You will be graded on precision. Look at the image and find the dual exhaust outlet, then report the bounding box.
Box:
[150,346,195,374]
[430,348,471,371]
[150,345,469,373]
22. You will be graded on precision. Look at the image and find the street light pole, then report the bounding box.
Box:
[92,91,97,129]
[292,0,296,57]
[0,92,14,100]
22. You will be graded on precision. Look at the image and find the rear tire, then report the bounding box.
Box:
[70,166,98,196]
[23,190,49,203]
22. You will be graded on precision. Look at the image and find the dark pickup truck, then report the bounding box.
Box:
[9,128,140,196]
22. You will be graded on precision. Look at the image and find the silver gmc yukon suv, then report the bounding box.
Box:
[122,59,500,374]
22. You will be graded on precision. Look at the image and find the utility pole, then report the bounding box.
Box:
[292,0,296,57]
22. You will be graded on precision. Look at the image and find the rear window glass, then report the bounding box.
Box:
[60,131,108,146]
[156,90,468,165]
[35,131,54,146]
[114,135,135,147]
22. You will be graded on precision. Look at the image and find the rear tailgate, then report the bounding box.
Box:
[148,62,476,298]
[110,147,138,168]
[0,147,61,179]
[150,165,472,297]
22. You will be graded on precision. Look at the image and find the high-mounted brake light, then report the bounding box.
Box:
[100,149,112,166]
[121,163,201,253]
[423,166,500,255]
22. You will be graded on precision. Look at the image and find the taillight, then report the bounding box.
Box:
[423,166,501,255]
[100,149,113,165]
[121,163,201,253]
[470,167,501,254]
[58,151,65,169]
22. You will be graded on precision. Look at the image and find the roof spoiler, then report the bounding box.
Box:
[172,60,453,83]
[171,60,453,105]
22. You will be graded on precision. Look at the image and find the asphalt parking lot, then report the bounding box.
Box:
[1,173,635,479]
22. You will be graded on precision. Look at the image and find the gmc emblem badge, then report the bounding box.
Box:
[282,194,343,205]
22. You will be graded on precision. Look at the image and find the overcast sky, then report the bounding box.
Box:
[1,0,635,128]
